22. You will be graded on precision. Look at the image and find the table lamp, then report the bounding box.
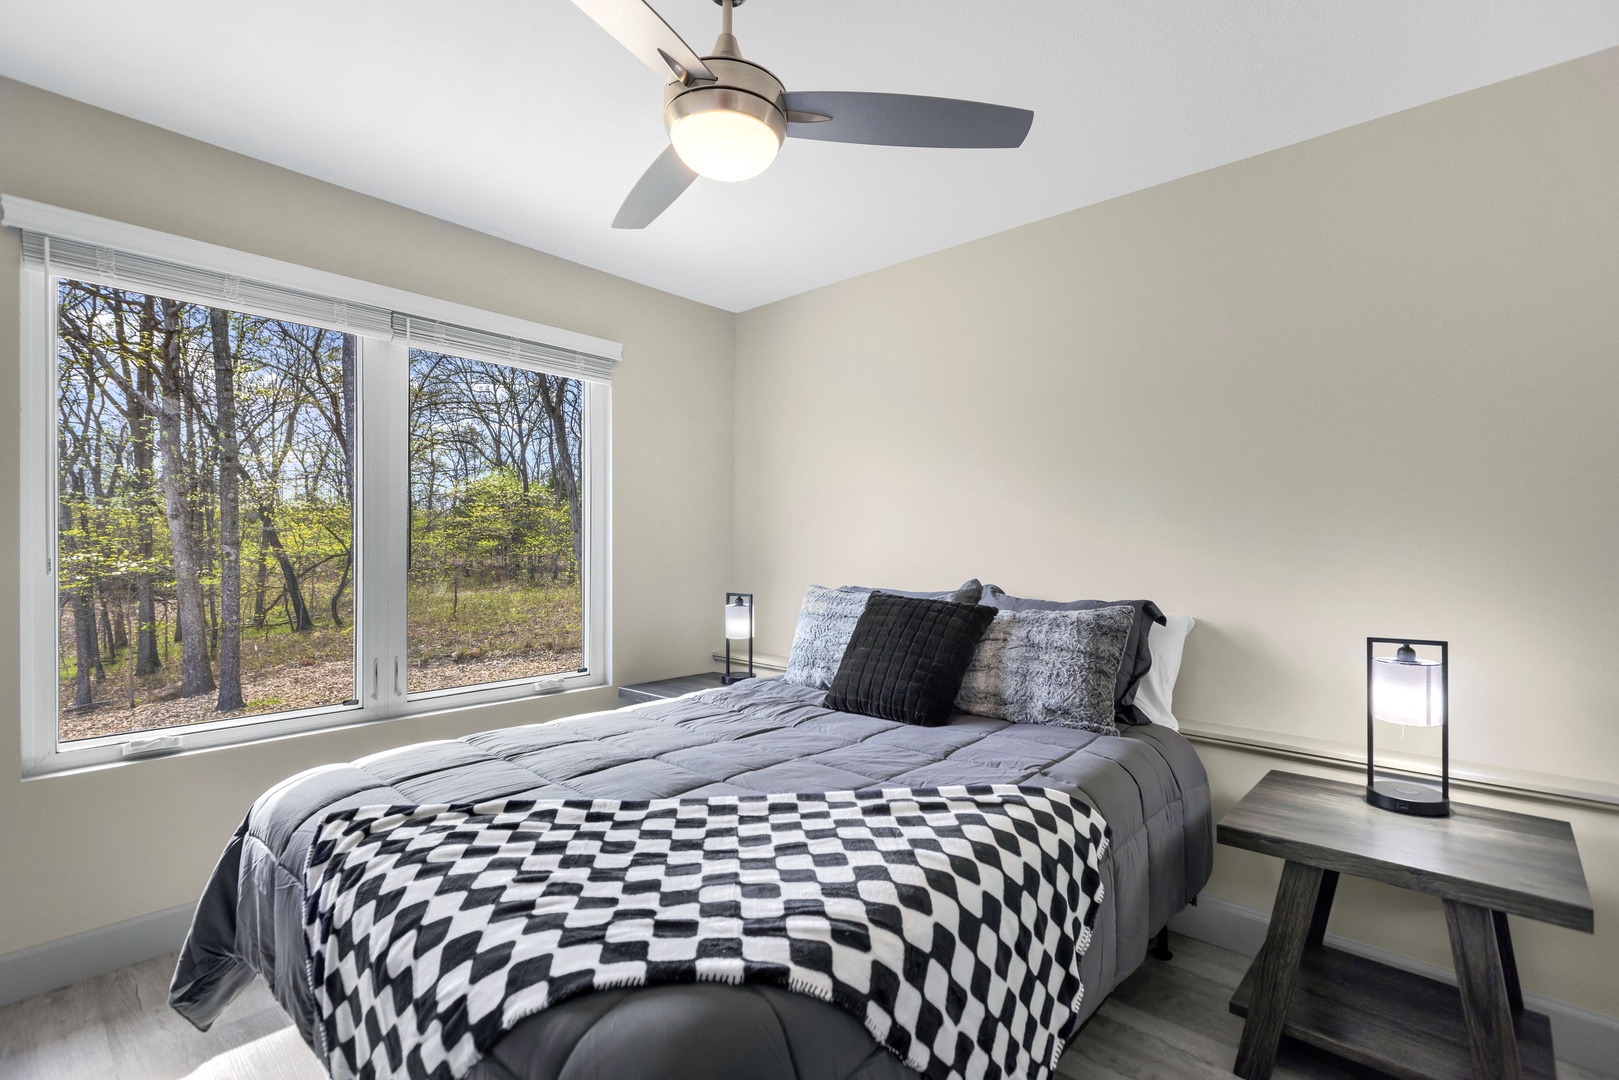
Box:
[723,592,755,684]
[1366,637,1449,816]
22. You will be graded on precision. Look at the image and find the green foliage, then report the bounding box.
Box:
[410,466,575,584]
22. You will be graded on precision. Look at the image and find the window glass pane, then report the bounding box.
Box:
[407,350,584,693]
[56,280,357,741]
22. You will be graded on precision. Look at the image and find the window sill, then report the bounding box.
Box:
[21,677,613,781]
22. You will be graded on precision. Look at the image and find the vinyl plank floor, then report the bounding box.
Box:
[0,935,1607,1079]
[0,953,324,1080]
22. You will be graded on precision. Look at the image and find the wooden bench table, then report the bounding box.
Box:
[1220,770,1593,1080]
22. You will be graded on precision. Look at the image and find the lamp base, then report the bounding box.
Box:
[1366,778,1450,817]
[721,671,755,685]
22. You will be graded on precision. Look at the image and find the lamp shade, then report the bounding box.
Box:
[725,597,753,641]
[1370,647,1444,727]
[671,108,781,182]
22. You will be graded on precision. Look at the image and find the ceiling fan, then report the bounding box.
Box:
[571,0,1035,228]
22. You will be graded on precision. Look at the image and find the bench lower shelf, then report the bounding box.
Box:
[1229,943,1555,1080]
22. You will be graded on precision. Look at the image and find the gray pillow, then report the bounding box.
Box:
[784,579,983,690]
[840,578,983,606]
[981,585,1164,725]
[955,604,1135,735]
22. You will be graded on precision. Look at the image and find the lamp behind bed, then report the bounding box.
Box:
[723,592,755,684]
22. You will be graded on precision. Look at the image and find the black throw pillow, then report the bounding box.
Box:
[823,594,997,727]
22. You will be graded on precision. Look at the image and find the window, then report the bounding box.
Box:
[55,283,358,740]
[407,349,585,695]
[10,197,617,776]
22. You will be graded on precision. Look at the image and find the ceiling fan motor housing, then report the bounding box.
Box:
[663,56,787,147]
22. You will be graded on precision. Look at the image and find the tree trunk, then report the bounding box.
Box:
[341,334,356,505]
[330,553,351,629]
[253,550,269,630]
[131,306,162,675]
[72,587,96,707]
[155,300,215,697]
[538,377,583,575]
[327,334,356,630]
[191,388,218,653]
[59,480,94,708]
[98,588,117,665]
[259,505,313,632]
[86,583,104,683]
[211,308,245,711]
[64,471,107,685]
[132,372,161,673]
[135,571,159,675]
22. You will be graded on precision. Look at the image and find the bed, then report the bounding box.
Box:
[171,677,1211,1079]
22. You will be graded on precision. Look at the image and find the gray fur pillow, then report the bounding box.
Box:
[783,586,873,690]
[783,580,983,690]
[954,604,1135,734]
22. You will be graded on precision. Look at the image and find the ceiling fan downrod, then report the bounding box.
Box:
[713,0,742,59]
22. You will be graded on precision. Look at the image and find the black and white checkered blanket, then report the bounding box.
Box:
[303,784,1110,1080]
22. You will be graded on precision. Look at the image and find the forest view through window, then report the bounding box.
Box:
[26,213,610,772]
[56,281,356,741]
[407,349,584,694]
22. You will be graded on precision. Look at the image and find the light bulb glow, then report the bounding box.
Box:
[671,108,781,182]
[725,599,753,640]
[1370,654,1444,727]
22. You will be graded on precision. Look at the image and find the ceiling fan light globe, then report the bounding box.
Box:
[670,108,781,182]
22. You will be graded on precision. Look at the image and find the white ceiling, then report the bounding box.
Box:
[2,2,1616,312]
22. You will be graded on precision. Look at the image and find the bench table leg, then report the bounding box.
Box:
[1446,899,1523,1080]
[1234,860,1324,1080]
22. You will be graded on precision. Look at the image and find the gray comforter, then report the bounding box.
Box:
[171,679,1211,1080]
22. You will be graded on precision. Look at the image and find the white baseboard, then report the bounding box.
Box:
[1171,893,1619,1078]
[709,650,788,674]
[0,902,195,1007]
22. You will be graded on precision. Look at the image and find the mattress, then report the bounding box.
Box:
[171,678,1212,1080]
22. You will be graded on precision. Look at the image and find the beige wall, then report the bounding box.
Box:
[734,50,1619,1017]
[0,75,735,954]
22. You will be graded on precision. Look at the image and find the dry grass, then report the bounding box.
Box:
[406,579,582,663]
[58,582,582,742]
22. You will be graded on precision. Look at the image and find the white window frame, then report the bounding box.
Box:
[8,198,616,778]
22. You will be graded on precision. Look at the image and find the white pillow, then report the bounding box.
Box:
[1133,615,1195,730]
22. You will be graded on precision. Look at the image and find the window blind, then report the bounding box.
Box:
[22,231,396,338]
[20,230,617,384]
[391,314,615,383]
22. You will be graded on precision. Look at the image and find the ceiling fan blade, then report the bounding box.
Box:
[570,0,715,84]
[613,145,698,229]
[783,91,1033,148]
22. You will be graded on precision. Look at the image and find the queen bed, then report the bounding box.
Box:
[171,677,1211,1079]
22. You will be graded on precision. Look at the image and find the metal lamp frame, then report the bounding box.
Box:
[723,592,755,684]
[1365,636,1450,817]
